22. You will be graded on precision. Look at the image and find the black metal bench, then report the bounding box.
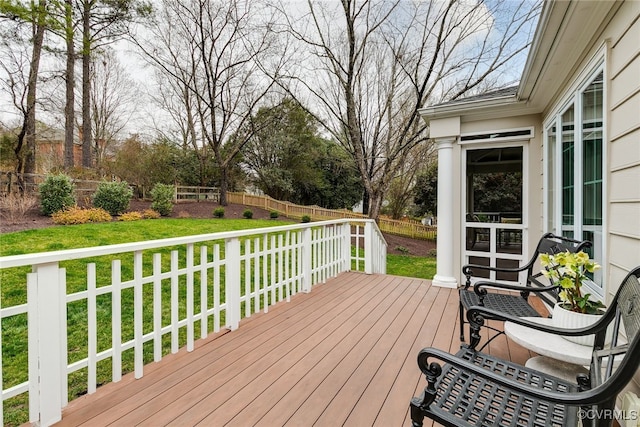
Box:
[411,266,640,427]
[459,232,592,344]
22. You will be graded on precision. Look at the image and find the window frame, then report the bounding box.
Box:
[543,53,607,298]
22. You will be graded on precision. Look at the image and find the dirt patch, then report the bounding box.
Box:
[0,199,434,256]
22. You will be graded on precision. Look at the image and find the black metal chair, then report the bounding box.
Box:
[411,266,640,427]
[459,232,592,344]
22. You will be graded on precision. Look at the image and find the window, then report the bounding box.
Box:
[545,70,604,290]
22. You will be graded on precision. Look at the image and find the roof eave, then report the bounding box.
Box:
[419,96,534,123]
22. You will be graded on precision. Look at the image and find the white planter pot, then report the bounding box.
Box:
[552,303,610,346]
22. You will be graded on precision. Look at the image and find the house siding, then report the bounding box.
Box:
[606,0,640,292]
[578,0,640,398]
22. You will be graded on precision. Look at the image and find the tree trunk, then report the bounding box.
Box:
[219,164,228,206]
[19,0,48,192]
[81,0,92,168]
[64,0,75,168]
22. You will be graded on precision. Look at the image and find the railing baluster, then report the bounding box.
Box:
[153,253,162,362]
[112,260,122,382]
[87,263,97,394]
[134,251,143,379]
[213,244,221,333]
[186,244,194,352]
[200,245,208,339]
[171,250,179,354]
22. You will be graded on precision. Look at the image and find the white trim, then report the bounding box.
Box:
[459,126,535,145]
[461,140,529,282]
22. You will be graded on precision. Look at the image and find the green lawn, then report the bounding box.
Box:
[0,218,434,426]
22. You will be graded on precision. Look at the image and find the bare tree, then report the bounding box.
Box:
[278,0,540,219]
[89,48,138,169]
[134,0,285,204]
[149,67,211,186]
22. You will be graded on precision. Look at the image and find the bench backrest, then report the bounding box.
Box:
[584,266,640,423]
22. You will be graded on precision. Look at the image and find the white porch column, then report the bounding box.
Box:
[433,137,458,288]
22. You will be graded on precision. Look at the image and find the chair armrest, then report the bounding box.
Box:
[462,263,530,288]
[462,263,528,276]
[466,306,608,338]
[416,347,613,406]
[473,280,558,295]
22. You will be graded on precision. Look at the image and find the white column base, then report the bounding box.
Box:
[432,274,458,289]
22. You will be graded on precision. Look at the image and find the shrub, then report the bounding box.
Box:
[92,181,133,216]
[395,246,410,255]
[119,211,143,221]
[150,183,174,216]
[39,174,76,216]
[301,215,311,223]
[213,207,225,218]
[270,211,279,219]
[242,209,253,219]
[0,193,38,221]
[141,209,161,219]
[51,206,112,225]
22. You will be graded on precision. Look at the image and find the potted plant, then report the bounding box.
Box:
[540,250,606,345]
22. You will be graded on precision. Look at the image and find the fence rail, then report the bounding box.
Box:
[174,186,220,203]
[0,219,386,426]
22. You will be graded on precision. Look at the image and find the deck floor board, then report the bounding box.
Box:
[55,272,536,427]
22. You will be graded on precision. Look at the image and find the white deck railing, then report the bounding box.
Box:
[0,219,386,426]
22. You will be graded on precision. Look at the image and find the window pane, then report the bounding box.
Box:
[582,71,603,285]
[546,124,556,233]
[561,106,575,228]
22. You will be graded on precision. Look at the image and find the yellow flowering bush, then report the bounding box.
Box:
[52,206,112,225]
[540,250,604,314]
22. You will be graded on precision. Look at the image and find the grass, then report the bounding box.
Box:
[387,254,436,279]
[0,218,435,425]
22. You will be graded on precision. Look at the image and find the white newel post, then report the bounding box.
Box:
[225,238,241,330]
[28,262,64,426]
[301,227,312,293]
[341,223,351,273]
[433,137,458,288]
[364,221,374,274]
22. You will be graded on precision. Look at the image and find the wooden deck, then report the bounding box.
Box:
[54,272,536,427]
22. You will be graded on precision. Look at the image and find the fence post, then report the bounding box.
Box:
[225,237,241,330]
[302,227,312,293]
[28,262,64,426]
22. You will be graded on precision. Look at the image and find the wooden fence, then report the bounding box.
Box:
[228,192,437,241]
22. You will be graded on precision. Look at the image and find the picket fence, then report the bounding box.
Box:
[227,192,437,241]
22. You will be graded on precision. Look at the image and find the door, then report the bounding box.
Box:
[463,145,527,283]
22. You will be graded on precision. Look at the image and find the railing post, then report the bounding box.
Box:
[225,237,241,331]
[302,227,312,293]
[28,262,64,426]
[342,223,351,272]
[364,221,374,274]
